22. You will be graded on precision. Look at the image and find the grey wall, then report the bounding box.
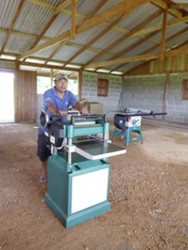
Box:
[120,73,188,124]
[81,72,123,120]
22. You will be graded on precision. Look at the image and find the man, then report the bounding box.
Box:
[37,73,88,183]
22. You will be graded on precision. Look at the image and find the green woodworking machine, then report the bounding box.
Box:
[42,114,126,228]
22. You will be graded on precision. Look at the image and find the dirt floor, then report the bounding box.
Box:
[0,120,188,250]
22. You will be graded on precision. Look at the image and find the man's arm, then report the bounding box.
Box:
[47,102,67,116]
[74,102,89,114]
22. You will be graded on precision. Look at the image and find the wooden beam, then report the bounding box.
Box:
[71,0,77,39]
[86,54,159,68]
[86,44,188,68]
[28,0,54,9]
[124,37,188,75]
[159,9,167,60]
[109,30,160,73]
[170,4,188,10]
[84,10,162,69]
[131,16,188,37]
[84,13,187,69]
[44,0,109,65]
[151,0,183,17]
[53,0,72,15]
[77,0,150,34]
[44,40,70,65]
[64,13,128,66]
[162,72,169,120]
[17,0,150,60]
[113,28,188,72]
[17,61,80,71]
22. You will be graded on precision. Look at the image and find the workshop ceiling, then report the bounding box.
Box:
[0,0,188,76]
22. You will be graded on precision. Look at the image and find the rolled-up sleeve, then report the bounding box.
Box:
[43,91,55,108]
[69,92,78,107]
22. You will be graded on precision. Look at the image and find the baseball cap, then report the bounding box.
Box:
[54,73,69,82]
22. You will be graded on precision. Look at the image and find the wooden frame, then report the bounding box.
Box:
[182,79,188,100]
[97,78,109,97]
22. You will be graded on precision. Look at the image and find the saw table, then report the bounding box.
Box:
[111,108,167,146]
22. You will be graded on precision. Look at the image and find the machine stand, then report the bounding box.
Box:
[45,194,110,228]
[44,154,112,228]
[111,126,143,147]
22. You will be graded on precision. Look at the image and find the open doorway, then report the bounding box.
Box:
[0,72,15,122]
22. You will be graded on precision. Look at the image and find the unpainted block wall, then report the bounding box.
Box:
[120,73,188,124]
[82,72,123,120]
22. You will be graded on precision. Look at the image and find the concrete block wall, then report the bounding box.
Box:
[120,73,188,124]
[82,72,123,120]
[167,73,188,123]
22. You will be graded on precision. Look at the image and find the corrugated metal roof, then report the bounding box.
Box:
[91,28,124,50]
[14,2,54,35]
[5,34,36,54]
[72,50,99,64]
[69,25,105,45]
[32,42,60,58]
[52,45,81,61]
[0,0,20,29]
[44,12,72,37]
[118,3,160,30]
[0,0,187,75]
[76,0,102,16]
[0,33,6,50]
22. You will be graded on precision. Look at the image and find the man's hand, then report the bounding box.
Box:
[58,110,68,116]
[81,105,89,115]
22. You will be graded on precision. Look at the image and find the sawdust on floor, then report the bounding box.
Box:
[0,122,188,250]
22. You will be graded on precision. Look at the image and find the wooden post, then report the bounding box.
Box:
[78,70,82,100]
[162,72,169,120]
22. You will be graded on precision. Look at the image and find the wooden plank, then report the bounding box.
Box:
[14,70,37,122]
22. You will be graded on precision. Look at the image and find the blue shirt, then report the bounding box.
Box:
[38,87,78,134]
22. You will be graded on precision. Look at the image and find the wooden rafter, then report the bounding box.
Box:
[53,0,72,15]
[124,39,188,75]
[131,16,188,38]
[109,30,160,73]
[17,0,150,60]
[87,14,188,70]
[63,13,128,67]
[151,0,183,17]
[120,28,188,74]
[84,10,163,70]
[44,0,109,64]
[86,43,188,69]
[170,4,188,10]
[28,0,54,9]
[159,9,168,60]
[0,0,25,55]
[71,0,77,39]
[113,27,188,72]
